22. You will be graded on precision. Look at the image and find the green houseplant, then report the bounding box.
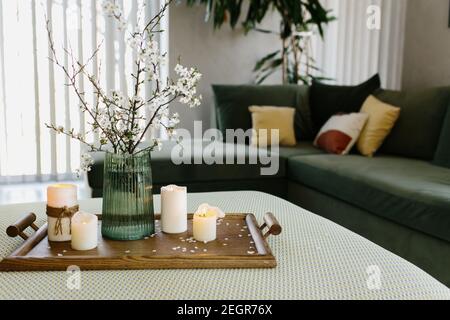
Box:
[186,0,334,84]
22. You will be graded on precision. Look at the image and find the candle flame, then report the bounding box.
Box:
[50,183,76,189]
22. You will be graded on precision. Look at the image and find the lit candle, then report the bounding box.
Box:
[193,203,225,243]
[47,184,78,242]
[71,211,98,251]
[161,185,187,234]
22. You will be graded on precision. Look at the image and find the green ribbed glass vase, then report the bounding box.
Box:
[101,150,154,240]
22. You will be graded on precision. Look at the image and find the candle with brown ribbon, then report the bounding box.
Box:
[47,184,78,242]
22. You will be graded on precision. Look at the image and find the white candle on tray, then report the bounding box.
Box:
[71,211,98,251]
[47,184,78,242]
[161,185,187,234]
[193,203,225,243]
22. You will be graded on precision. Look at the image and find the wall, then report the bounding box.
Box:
[402,0,450,89]
[169,2,281,133]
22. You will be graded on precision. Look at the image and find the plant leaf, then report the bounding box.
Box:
[253,50,280,72]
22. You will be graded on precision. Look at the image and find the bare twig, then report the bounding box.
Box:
[46,19,119,152]
[45,123,103,152]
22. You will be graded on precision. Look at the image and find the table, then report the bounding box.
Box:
[0,191,449,300]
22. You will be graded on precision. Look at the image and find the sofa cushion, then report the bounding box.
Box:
[212,84,313,141]
[374,87,450,160]
[276,141,323,159]
[295,85,315,141]
[434,106,450,168]
[248,105,297,146]
[314,113,368,155]
[288,154,450,242]
[309,74,381,132]
[357,95,400,157]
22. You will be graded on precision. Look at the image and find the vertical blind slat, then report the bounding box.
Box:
[158,0,169,139]
[91,0,99,143]
[345,0,356,84]
[352,0,363,83]
[105,4,115,92]
[144,0,154,141]
[159,0,169,83]
[378,0,392,88]
[118,0,127,95]
[31,0,42,177]
[77,0,86,141]
[47,0,57,176]
[0,0,7,176]
[63,0,71,173]
[336,0,347,84]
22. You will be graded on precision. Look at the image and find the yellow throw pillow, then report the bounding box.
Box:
[357,95,400,157]
[248,106,297,147]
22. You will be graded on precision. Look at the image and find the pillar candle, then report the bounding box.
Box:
[71,211,98,251]
[161,185,187,234]
[193,204,225,242]
[193,211,217,243]
[47,184,77,242]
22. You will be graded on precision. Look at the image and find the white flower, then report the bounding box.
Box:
[76,153,94,177]
[167,128,177,139]
[168,112,180,127]
[102,1,127,31]
[153,138,162,151]
[170,64,202,108]
[118,20,127,31]
[194,203,225,219]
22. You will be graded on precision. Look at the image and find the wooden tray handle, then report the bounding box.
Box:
[6,213,39,240]
[259,212,282,239]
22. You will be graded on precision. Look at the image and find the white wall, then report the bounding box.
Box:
[402,0,450,89]
[169,2,281,133]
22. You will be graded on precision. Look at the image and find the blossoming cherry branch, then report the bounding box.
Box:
[45,0,202,174]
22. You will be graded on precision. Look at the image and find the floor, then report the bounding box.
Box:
[0,180,92,205]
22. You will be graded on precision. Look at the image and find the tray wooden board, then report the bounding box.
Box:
[0,213,281,271]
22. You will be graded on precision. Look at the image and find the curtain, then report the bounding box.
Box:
[0,0,169,183]
[312,0,407,89]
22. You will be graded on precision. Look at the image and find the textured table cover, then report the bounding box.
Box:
[0,191,449,300]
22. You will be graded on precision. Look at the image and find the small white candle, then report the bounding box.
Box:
[192,204,225,243]
[193,211,217,242]
[71,211,98,251]
[47,184,77,242]
[161,185,187,234]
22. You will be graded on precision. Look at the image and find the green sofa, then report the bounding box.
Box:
[87,83,450,286]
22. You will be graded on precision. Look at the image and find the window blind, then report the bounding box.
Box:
[0,0,169,183]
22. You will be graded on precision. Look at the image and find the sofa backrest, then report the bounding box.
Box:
[212,84,314,141]
[212,83,450,165]
[433,103,450,169]
[309,74,381,132]
[374,87,450,161]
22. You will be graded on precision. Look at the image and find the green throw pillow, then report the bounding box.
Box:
[374,87,450,160]
[309,74,381,132]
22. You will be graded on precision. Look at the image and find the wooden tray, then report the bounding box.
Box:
[0,212,282,271]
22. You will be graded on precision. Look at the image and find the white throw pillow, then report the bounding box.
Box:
[314,113,369,155]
